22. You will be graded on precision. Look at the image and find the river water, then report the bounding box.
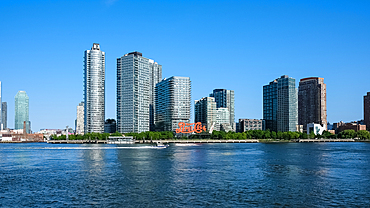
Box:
[1,142,370,207]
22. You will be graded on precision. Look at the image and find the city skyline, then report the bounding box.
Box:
[1,1,370,131]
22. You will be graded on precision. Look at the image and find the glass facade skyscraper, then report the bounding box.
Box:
[2,102,7,130]
[116,52,162,133]
[155,76,191,132]
[15,91,30,133]
[263,80,278,132]
[210,89,235,131]
[84,43,105,133]
[263,75,298,132]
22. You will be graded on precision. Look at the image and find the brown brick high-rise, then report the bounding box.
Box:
[298,77,327,131]
[364,92,370,130]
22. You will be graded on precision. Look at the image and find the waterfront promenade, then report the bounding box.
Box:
[43,138,364,144]
[46,139,260,144]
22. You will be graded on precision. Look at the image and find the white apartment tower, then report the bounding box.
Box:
[76,102,84,134]
[117,52,162,133]
[84,43,105,133]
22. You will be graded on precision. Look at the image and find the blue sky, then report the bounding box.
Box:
[1,0,369,131]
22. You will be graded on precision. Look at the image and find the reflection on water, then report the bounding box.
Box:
[0,142,370,207]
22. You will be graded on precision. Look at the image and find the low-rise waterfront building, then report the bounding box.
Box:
[238,119,264,132]
[307,123,326,135]
[336,122,366,133]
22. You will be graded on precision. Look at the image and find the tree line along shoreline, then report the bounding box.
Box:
[51,129,370,140]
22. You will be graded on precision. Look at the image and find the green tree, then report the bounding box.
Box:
[356,130,370,140]
[309,131,315,139]
[271,131,277,139]
[111,131,122,136]
[277,131,283,140]
[300,133,308,139]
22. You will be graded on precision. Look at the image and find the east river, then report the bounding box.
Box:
[1,142,370,207]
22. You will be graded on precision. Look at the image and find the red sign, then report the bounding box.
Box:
[176,122,206,134]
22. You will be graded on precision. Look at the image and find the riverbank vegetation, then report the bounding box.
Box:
[51,129,370,140]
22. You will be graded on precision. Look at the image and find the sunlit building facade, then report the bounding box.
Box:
[155,76,191,132]
[117,52,162,133]
[210,89,235,131]
[15,91,30,133]
[298,77,327,131]
[84,43,105,133]
[194,97,217,131]
[2,102,7,130]
[76,102,84,134]
[263,75,298,132]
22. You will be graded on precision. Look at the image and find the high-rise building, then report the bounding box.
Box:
[76,102,84,134]
[15,91,30,133]
[104,119,117,133]
[0,81,2,130]
[263,75,298,132]
[194,97,217,131]
[155,76,191,132]
[364,92,370,130]
[116,52,161,133]
[216,107,232,131]
[84,43,105,133]
[263,80,278,131]
[210,89,235,131]
[2,102,7,130]
[298,77,327,130]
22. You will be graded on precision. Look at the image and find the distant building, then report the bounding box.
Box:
[210,89,235,131]
[216,108,230,131]
[194,97,216,131]
[155,76,191,132]
[336,123,366,133]
[298,77,327,131]
[364,92,370,130]
[76,102,84,134]
[116,52,162,133]
[15,91,30,133]
[327,122,333,130]
[296,125,303,133]
[2,102,6,130]
[307,123,326,135]
[238,119,264,132]
[84,43,105,133]
[263,75,298,132]
[263,79,278,131]
[104,119,116,133]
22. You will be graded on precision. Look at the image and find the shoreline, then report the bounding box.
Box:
[1,139,370,144]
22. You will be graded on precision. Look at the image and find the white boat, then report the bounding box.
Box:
[156,142,169,148]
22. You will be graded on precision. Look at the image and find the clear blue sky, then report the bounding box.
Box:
[1,0,369,131]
